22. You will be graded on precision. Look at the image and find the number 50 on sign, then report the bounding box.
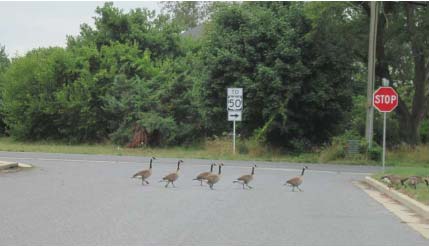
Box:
[227,88,243,111]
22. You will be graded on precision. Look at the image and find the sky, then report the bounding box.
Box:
[0,1,161,57]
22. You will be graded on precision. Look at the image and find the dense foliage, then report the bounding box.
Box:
[201,2,355,149]
[0,2,427,150]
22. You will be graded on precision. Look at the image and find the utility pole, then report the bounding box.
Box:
[365,1,379,149]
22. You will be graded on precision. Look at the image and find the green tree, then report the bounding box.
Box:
[68,2,183,59]
[1,48,75,140]
[0,44,10,134]
[0,44,9,74]
[161,1,213,30]
[200,2,355,150]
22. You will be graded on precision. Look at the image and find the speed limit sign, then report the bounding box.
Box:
[227,88,243,154]
[227,88,243,111]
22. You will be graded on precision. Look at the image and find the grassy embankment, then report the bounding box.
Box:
[372,166,429,204]
[370,146,429,204]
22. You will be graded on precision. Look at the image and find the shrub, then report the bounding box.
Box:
[368,144,382,161]
[318,135,348,163]
[237,141,249,154]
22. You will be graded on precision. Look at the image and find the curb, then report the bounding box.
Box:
[18,163,33,168]
[0,161,33,171]
[365,176,429,220]
[0,161,19,170]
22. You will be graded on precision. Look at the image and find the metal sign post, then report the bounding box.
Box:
[373,82,398,173]
[227,88,243,154]
[382,112,387,173]
[233,120,236,154]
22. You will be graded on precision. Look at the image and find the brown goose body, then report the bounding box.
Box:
[205,163,223,190]
[286,176,303,186]
[284,166,308,192]
[194,163,216,186]
[402,176,423,189]
[132,157,155,185]
[381,174,404,188]
[160,160,183,188]
[233,165,256,189]
[163,173,179,182]
[133,169,152,180]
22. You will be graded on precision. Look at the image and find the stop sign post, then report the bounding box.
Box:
[373,86,398,172]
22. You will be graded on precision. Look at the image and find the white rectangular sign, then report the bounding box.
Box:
[228,111,242,121]
[227,88,243,111]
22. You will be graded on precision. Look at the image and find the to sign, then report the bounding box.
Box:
[373,87,398,112]
[227,88,243,111]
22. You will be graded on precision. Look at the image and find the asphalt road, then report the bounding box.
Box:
[0,151,427,245]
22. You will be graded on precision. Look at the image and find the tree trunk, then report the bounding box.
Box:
[397,110,421,145]
[373,2,428,146]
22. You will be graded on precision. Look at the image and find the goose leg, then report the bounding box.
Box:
[292,186,295,192]
[172,182,176,188]
[298,186,303,192]
[210,184,214,190]
[165,182,170,188]
[142,178,145,185]
[200,180,203,186]
[247,184,253,189]
[145,180,149,184]
[242,183,245,189]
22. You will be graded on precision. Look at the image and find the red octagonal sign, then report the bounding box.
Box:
[373,87,399,112]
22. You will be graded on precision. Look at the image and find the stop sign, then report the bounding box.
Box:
[373,87,399,112]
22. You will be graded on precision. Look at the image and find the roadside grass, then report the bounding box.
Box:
[0,137,427,167]
[387,145,429,167]
[0,137,319,163]
[373,167,429,205]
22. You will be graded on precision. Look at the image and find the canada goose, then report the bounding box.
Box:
[193,163,216,186]
[205,163,223,190]
[132,157,156,185]
[402,176,423,189]
[284,166,308,192]
[380,174,404,189]
[160,160,183,188]
[233,164,256,189]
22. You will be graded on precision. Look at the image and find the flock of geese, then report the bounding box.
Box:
[132,157,308,191]
[381,174,429,190]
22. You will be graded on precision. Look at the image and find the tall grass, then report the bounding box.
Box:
[0,137,318,162]
[388,145,429,167]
